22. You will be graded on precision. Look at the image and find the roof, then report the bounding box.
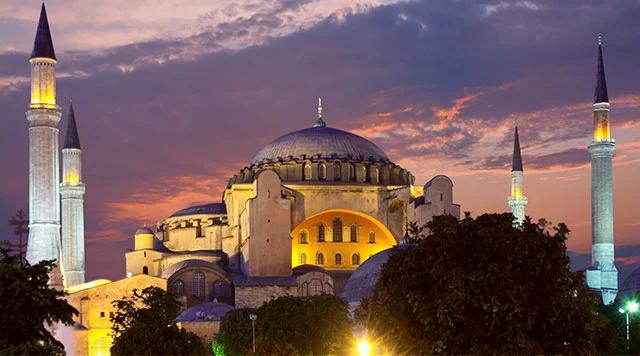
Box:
[250,125,390,166]
[341,248,393,303]
[31,4,56,60]
[512,126,523,172]
[161,259,227,279]
[176,302,234,322]
[230,274,297,287]
[169,202,227,218]
[135,227,154,235]
[594,39,609,103]
[63,102,81,149]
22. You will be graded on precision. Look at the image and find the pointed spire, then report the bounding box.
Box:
[63,101,81,149]
[512,126,523,172]
[313,97,326,128]
[594,34,608,103]
[31,3,56,61]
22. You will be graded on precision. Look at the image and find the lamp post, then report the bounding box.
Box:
[249,313,257,353]
[619,301,639,351]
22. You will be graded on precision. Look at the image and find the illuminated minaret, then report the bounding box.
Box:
[25,4,62,270]
[61,102,85,287]
[585,35,617,305]
[508,126,527,225]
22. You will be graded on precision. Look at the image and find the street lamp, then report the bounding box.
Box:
[619,301,639,351]
[357,338,371,356]
[249,313,257,353]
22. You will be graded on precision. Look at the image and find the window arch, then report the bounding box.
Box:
[352,253,360,265]
[348,164,356,181]
[318,163,327,181]
[318,224,325,242]
[316,252,324,265]
[142,266,149,275]
[371,166,380,183]
[303,162,312,180]
[350,224,358,242]
[193,271,205,297]
[359,166,367,181]
[299,230,308,244]
[369,232,376,243]
[170,279,185,296]
[300,252,307,265]
[333,162,341,181]
[335,253,343,265]
[333,218,343,242]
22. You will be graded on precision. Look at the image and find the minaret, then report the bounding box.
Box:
[586,35,617,305]
[61,102,85,287]
[25,4,62,271]
[508,126,527,225]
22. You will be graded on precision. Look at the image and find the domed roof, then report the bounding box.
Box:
[135,227,154,235]
[341,248,394,304]
[251,125,390,166]
[169,202,226,218]
[176,301,234,322]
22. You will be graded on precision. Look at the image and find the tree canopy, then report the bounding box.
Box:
[0,246,77,355]
[110,286,208,356]
[357,213,602,354]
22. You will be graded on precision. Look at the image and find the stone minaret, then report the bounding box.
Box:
[586,35,617,305]
[61,102,85,287]
[26,4,62,270]
[508,126,527,226]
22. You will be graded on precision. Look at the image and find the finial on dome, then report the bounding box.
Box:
[598,33,603,46]
[313,97,326,128]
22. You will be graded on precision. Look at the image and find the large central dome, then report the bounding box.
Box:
[251,125,390,166]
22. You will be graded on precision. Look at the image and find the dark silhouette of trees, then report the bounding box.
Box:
[8,209,28,264]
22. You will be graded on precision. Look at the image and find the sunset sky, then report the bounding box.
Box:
[1,0,639,280]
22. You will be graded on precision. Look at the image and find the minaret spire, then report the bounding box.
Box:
[63,101,81,149]
[313,97,326,128]
[508,126,527,226]
[31,3,56,60]
[586,35,617,305]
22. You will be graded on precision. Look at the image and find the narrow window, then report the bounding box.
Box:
[440,193,443,201]
[334,162,341,181]
[300,253,307,265]
[300,230,308,244]
[318,163,327,181]
[369,232,376,243]
[316,252,324,265]
[333,218,343,242]
[304,163,312,180]
[100,312,105,318]
[142,266,148,274]
[170,280,185,296]
[193,271,205,297]
[350,225,358,242]
[318,224,325,242]
[352,253,360,265]
[349,164,356,181]
[335,253,342,265]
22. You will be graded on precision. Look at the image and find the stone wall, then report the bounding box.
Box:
[235,285,297,309]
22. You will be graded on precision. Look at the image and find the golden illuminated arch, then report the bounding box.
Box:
[291,209,396,270]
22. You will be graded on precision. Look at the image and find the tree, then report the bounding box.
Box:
[110,286,208,355]
[0,246,78,355]
[357,213,602,354]
[8,209,28,263]
[216,308,256,356]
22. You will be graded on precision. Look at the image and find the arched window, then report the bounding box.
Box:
[333,218,343,242]
[335,253,342,265]
[170,280,185,296]
[350,225,358,242]
[318,224,325,242]
[369,232,376,243]
[348,164,356,181]
[304,162,312,180]
[372,167,380,183]
[333,162,341,181]
[142,266,149,275]
[300,253,307,265]
[318,163,327,181]
[316,252,324,265]
[359,166,367,181]
[352,253,360,265]
[193,271,205,297]
[299,230,308,244]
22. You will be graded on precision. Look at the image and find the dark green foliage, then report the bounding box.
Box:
[110,286,208,355]
[357,213,601,354]
[217,295,352,355]
[0,246,78,355]
[596,295,640,354]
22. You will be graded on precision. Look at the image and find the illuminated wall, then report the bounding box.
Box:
[29,58,57,108]
[291,209,396,270]
[593,107,611,141]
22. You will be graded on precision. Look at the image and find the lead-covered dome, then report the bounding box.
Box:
[251,126,390,166]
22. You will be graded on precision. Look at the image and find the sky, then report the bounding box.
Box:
[1,0,640,281]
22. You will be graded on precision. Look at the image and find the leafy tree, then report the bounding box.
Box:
[110,286,208,355]
[0,246,78,355]
[357,213,602,354]
[8,209,28,263]
[216,308,256,356]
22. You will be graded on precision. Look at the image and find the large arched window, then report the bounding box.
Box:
[316,252,324,265]
[142,266,149,275]
[352,253,360,265]
[304,162,312,180]
[300,252,307,265]
[299,230,308,244]
[318,163,327,181]
[318,224,325,242]
[170,279,185,296]
[369,232,376,243]
[348,164,356,181]
[333,218,343,242]
[333,162,341,181]
[193,271,205,297]
[335,253,343,265]
[350,224,358,242]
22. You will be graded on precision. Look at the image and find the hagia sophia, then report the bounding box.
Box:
[21,4,620,355]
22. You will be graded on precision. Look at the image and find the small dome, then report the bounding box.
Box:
[135,227,154,235]
[341,248,394,304]
[176,301,234,322]
[251,126,390,166]
[169,202,226,218]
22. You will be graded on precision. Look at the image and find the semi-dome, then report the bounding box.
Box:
[251,126,390,166]
[135,226,154,235]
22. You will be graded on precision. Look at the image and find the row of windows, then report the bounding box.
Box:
[299,221,376,243]
[169,273,233,299]
[303,162,380,182]
[300,252,361,266]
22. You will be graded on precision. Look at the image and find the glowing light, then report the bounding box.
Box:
[357,339,371,356]
[628,301,639,313]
